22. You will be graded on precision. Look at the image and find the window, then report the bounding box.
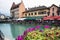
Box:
[38,11,46,15]
[48,12,50,16]
[25,14,27,16]
[58,12,60,16]
[29,13,30,16]
[35,12,37,15]
[52,8,54,11]
[12,12,14,18]
[40,12,44,14]
[31,13,33,15]
[44,11,46,14]
[38,12,41,15]
[52,13,54,16]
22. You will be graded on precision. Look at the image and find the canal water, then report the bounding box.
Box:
[0,23,44,40]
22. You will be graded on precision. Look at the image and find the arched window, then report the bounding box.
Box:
[35,12,37,15]
[31,13,33,15]
[25,14,27,16]
[29,13,30,16]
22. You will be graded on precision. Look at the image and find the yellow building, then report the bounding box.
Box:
[23,6,49,20]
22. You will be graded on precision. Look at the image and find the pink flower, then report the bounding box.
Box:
[44,25,50,28]
[16,35,24,40]
[35,25,40,29]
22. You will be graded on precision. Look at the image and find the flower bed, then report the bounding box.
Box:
[16,25,60,40]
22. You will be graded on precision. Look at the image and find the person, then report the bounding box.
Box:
[0,30,4,40]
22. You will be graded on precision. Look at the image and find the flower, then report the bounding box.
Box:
[16,35,24,40]
[40,30,43,32]
[35,25,40,29]
[23,27,35,36]
[56,32,60,37]
[44,25,50,29]
[27,27,35,32]
[23,30,27,36]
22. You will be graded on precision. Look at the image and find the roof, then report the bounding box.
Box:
[10,2,21,10]
[50,4,58,8]
[24,6,49,13]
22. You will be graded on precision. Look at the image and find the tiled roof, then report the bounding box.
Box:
[11,3,21,10]
[24,6,49,12]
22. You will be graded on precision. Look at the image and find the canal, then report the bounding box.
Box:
[0,23,44,40]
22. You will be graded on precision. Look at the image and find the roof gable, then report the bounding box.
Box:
[10,2,21,10]
[50,4,58,8]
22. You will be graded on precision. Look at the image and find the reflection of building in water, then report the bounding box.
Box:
[0,30,4,40]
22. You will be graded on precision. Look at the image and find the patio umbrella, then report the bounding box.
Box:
[24,18,36,21]
[16,18,26,21]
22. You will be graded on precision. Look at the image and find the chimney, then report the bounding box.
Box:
[12,2,15,7]
[21,0,23,3]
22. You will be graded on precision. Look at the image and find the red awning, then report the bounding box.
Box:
[43,16,60,20]
[57,16,60,20]
[43,16,50,20]
[43,16,54,20]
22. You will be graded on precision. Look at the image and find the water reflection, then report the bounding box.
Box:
[0,23,14,40]
[10,23,36,38]
[0,23,44,40]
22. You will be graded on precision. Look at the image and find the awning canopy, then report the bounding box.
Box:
[24,16,43,21]
[24,18,36,21]
[25,16,43,20]
[17,18,26,20]
[43,16,60,20]
[13,18,26,21]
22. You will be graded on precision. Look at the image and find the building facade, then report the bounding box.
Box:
[23,6,49,20]
[10,0,60,20]
[43,4,60,20]
[10,0,25,19]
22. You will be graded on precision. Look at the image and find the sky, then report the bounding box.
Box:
[0,0,60,16]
